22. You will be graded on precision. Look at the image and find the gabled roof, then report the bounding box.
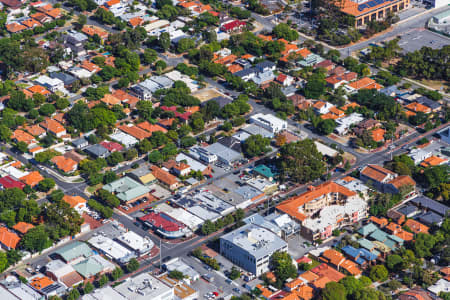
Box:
[151,165,178,186]
[19,171,44,187]
[40,119,66,134]
[136,121,168,135]
[388,175,416,189]
[360,164,395,183]
[119,124,151,140]
[0,176,26,190]
[51,156,77,173]
[0,227,20,249]
[55,241,93,262]
[63,195,86,208]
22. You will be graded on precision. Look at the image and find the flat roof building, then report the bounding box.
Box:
[249,113,287,134]
[116,231,154,256]
[220,223,288,276]
[114,273,174,300]
[103,177,151,204]
[88,235,136,264]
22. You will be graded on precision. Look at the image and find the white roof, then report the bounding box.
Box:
[69,67,93,79]
[2,166,29,179]
[247,177,276,192]
[163,257,200,281]
[428,279,450,295]
[114,273,173,300]
[187,205,220,221]
[46,259,75,279]
[35,75,63,87]
[82,286,127,300]
[250,113,286,130]
[176,153,208,172]
[88,235,134,262]
[143,19,170,32]
[314,141,338,157]
[110,131,138,147]
[160,204,203,230]
[116,231,154,254]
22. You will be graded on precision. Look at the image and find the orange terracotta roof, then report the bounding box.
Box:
[360,164,395,183]
[405,102,431,114]
[82,25,108,39]
[63,195,87,208]
[311,276,331,289]
[297,48,311,59]
[321,249,345,266]
[394,230,414,242]
[311,263,345,282]
[6,23,26,33]
[277,182,356,222]
[185,106,199,114]
[441,267,450,276]
[347,77,378,90]
[313,101,326,109]
[298,270,319,283]
[129,16,143,27]
[340,259,361,276]
[296,285,314,300]
[46,8,61,18]
[40,119,66,134]
[321,112,340,120]
[100,94,120,105]
[256,284,273,298]
[30,276,54,290]
[386,222,402,234]
[12,222,34,235]
[0,227,20,249]
[112,89,139,106]
[404,110,416,117]
[137,121,168,135]
[241,54,254,59]
[106,0,120,6]
[285,277,303,290]
[179,1,197,8]
[22,18,42,28]
[158,118,175,127]
[119,124,151,140]
[12,129,35,145]
[20,171,44,187]
[388,175,416,189]
[11,161,22,168]
[420,156,448,168]
[258,34,273,41]
[329,106,345,116]
[28,85,51,96]
[151,165,178,186]
[370,216,388,227]
[51,156,77,173]
[25,124,46,137]
[371,128,385,142]
[214,54,237,66]
[341,102,359,111]
[404,219,429,234]
[228,64,243,73]
[265,271,276,282]
[80,60,102,73]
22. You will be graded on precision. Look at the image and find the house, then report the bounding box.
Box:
[398,287,432,300]
[151,165,180,190]
[420,156,448,168]
[111,89,140,108]
[276,73,294,86]
[249,113,287,134]
[45,259,84,288]
[344,77,382,93]
[320,249,362,276]
[24,124,46,139]
[64,30,89,56]
[82,25,109,40]
[314,59,335,73]
[136,121,168,136]
[118,124,151,141]
[27,85,51,97]
[0,0,21,9]
[12,222,34,235]
[0,227,20,250]
[51,156,78,173]
[84,144,109,158]
[63,195,87,213]
[40,119,66,137]
[35,75,64,93]
[12,129,37,148]
[411,196,450,216]
[19,171,44,187]
[325,72,358,89]
[0,176,26,190]
[50,72,78,87]
[313,101,334,115]
[99,141,123,153]
[371,128,386,142]
[220,19,246,33]
[404,219,429,234]
[72,137,89,149]
[163,160,191,177]
[73,254,115,279]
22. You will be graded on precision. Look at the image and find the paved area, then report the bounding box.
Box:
[147,183,171,200]
[287,235,316,259]
[398,28,450,53]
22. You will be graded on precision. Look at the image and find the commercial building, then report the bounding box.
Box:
[277,182,367,240]
[157,203,204,231]
[54,241,94,264]
[360,164,416,195]
[73,255,115,279]
[127,165,156,185]
[1,275,43,300]
[103,177,151,204]
[88,235,136,264]
[114,273,174,300]
[220,223,288,276]
[82,286,127,300]
[249,113,287,134]
[45,259,84,288]
[158,275,198,300]
[244,213,300,240]
[139,212,192,239]
[162,257,200,282]
[338,0,410,27]
[205,142,242,166]
[116,231,154,256]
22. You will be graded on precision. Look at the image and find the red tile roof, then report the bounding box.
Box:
[0,176,26,190]
[0,227,20,249]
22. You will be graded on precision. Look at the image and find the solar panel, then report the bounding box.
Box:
[358,4,367,10]
[368,1,376,7]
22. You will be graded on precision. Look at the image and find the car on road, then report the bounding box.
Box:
[233,288,240,293]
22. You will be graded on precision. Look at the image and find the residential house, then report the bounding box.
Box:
[398,288,432,300]
[127,165,156,185]
[50,72,78,87]
[344,77,382,93]
[314,59,335,73]
[313,101,334,115]
[84,144,109,158]
[276,73,294,86]
[40,119,66,137]
[163,160,191,177]
[325,72,358,89]
[24,124,46,139]
[28,275,66,298]
[0,176,26,190]
[82,25,109,40]
[63,195,87,213]
[360,164,416,195]
[19,171,44,187]
[51,155,78,173]
[12,129,37,149]
[35,75,64,93]
[0,227,20,250]
[118,124,151,141]
[99,141,123,153]
[319,249,361,276]
[72,137,89,149]
[151,165,180,190]
[404,219,429,234]
[12,222,34,236]
[220,19,246,33]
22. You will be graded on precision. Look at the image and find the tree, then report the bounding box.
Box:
[96,189,120,208]
[66,288,80,300]
[272,23,299,41]
[103,171,118,184]
[235,208,245,221]
[278,139,324,183]
[304,75,326,98]
[229,267,241,280]
[37,178,55,192]
[15,141,28,154]
[97,274,108,287]
[0,125,11,142]
[159,32,170,51]
[0,252,7,273]
[177,38,195,53]
[242,134,271,158]
[316,119,337,135]
[106,151,124,166]
[39,104,56,116]
[369,265,388,282]
[142,48,158,65]
[136,101,153,121]
[148,150,164,164]
[55,97,70,110]
[20,225,52,252]
[386,254,404,272]
[168,270,185,280]
[84,281,94,294]
[125,148,138,161]
[111,267,124,281]
[269,251,297,286]
[126,258,140,273]
[155,60,167,73]
[322,282,347,300]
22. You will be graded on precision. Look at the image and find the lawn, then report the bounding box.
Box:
[86,184,102,194]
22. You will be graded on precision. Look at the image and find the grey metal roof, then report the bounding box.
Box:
[85,144,109,157]
[150,76,174,88]
[241,124,273,138]
[415,96,441,110]
[72,137,88,147]
[255,60,276,71]
[235,185,262,200]
[234,68,256,78]
[206,142,241,163]
[418,211,444,226]
[410,196,450,216]
[50,72,77,85]
[397,205,418,216]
